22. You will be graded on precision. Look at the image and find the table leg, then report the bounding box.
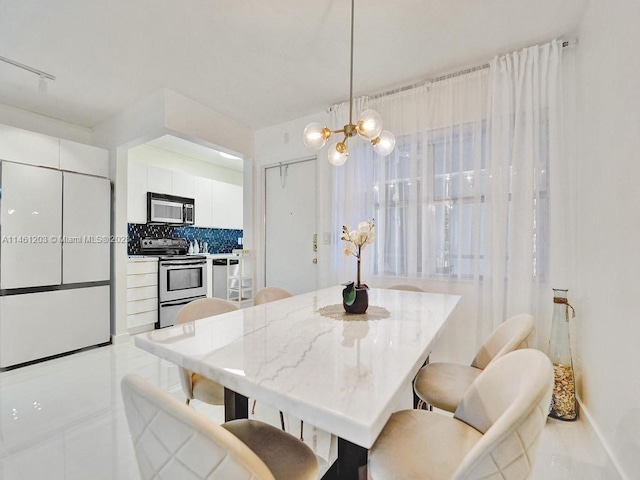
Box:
[224,388,248,421]
[321,437,368,480]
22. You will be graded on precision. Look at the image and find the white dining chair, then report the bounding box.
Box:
[414,313,534,412]
[175,297,238,406]
[369,349,553,479]
[121,374,318,480]
[254,286,293,305]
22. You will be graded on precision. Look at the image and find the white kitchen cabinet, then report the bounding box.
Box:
[211,180,243,229]
[127,258,158,330]
[0,123,59,168]
[59,139,109,177]
[227,183,243,230]
[172,171,194,198]
[0,162,62,289]
[127,160,148,223]
[194,176,213,227]
[147,165,172,194]
[62,172,111,283]
[0,286,110,368]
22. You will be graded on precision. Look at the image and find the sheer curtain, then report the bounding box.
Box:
[331,40,563,350]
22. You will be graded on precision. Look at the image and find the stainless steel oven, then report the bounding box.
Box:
[140,237,208,329]
[157,256,207,328]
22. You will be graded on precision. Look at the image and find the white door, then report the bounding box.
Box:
[62,172,111,283]
[0,162,62,289]
[265,159,317,295]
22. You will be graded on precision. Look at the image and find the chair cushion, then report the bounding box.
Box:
[191,373,225,405]
[369,410,482,479]
[414,362,482,413]
[223,419,318,480]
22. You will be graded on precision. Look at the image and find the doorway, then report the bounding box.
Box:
[264,158,318,295]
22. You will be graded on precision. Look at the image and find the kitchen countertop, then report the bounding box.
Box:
[127,253,239,261]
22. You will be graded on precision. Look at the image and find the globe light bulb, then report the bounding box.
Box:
[372,130,396,156]
[328,142,349,166]
[303,122,330,150]
[356,109,383,140]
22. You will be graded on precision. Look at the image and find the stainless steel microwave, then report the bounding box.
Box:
[147,192,195,225]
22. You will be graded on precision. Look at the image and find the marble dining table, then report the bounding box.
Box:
[134,285,460,479]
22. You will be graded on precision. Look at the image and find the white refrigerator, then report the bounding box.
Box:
[0,162,111,368]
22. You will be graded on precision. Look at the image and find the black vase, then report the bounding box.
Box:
[344,287,369,314]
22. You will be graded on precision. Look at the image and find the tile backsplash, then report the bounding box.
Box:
[128,223,243,255]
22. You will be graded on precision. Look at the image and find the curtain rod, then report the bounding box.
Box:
[368,39,575,101]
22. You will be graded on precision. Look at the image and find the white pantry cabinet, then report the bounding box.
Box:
[62,172,111,283]
[0,123,59,168]
[0,162,63,289]
[0,286,110,368]
[59,139,109,177]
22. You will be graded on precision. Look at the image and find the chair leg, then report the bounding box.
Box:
[185,397,191,406]
[279,411,285,431]
[300,420,304,441]
[251,399,257,415]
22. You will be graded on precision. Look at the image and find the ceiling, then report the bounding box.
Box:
[0,0,587,131]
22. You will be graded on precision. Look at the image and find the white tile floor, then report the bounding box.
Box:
[0,341,621,480]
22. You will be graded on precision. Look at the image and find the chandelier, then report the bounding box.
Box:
[302,0,395,166]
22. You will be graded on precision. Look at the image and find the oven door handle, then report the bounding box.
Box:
[160,261,206,267]
[160,299,200,308]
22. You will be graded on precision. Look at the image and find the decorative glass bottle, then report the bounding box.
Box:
[547,288,577,421]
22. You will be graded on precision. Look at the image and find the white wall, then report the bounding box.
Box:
[253,111,332,293]
[573,0,640,477]
[93,88,255,342]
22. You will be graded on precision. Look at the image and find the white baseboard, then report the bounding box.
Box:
[577,396,629,480]
[110,332,131,344]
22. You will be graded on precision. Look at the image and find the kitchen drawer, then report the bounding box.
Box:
[127,310,158,329]
[127,285,157,302]
[127,298,157,315]
[127,273,157,288]
[127,260,158,275]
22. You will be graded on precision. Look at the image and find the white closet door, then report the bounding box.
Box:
[63,172,111,283]
[0,162,62,289]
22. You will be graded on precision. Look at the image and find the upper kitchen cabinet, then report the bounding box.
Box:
[211,180,243,230]
[59,139,109,177]
[0,123,59,168]
[147,165,172,194]
[194,176,213,227]
[0,162,63,289]
[127,161,148,224]
[172,171,194,198]
[62,172,111,283]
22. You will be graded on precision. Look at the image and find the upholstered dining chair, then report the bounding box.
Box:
[369,349,553,479]
[388,284,425,292]
[175,297,238,406]
[121,374,318,480]
[414,313,534,412]
[254,286,293,305]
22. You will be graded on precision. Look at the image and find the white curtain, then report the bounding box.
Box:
[331,40,563,350]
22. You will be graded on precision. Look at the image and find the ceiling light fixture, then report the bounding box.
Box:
[219,151,242,160]
[303,0,395,166]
